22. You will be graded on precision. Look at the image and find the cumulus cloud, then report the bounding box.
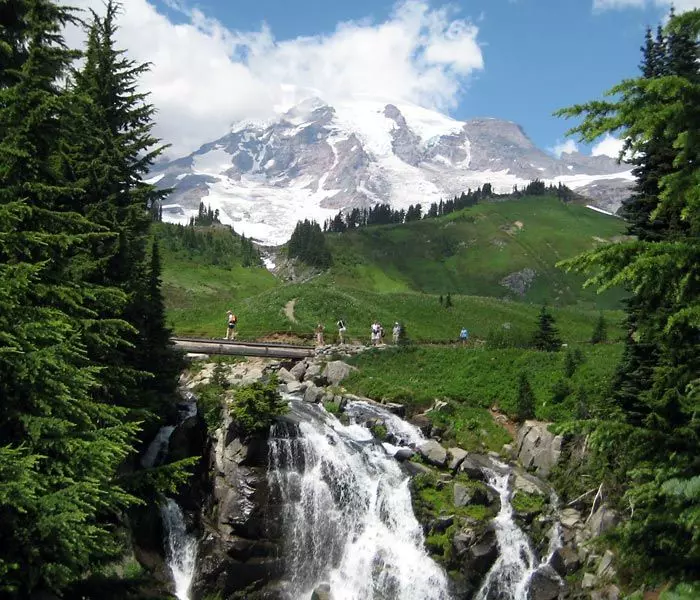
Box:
[593,0,700,12]
[591,134,626,158]
[550,139,579,157]
[60,0,483,157]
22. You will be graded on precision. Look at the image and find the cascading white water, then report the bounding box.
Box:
[140,398,199,600]
[161,498,198,600]
[474,465,536,600]
[269,399,451,600]
[344,400,425,446]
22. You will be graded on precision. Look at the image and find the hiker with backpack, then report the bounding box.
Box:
[371,320,380,346]
[392,322,401,344]
[225,310,238,340]
[336,319,347,344]
[460,326,469,346]
[315,322,325,346]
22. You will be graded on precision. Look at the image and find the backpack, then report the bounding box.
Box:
[337,320,345,329]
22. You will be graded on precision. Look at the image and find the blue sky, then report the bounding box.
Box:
[67,0,691,157]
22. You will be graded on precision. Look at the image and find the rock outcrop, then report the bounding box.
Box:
[515,421,563,477]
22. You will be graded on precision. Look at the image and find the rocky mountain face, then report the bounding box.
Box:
[149,97,633,245]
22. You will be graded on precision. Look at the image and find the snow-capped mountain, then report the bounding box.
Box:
[148,95,633,245]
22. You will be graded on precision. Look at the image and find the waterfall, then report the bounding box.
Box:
[268,399,451,600]
[140,396,199,600]
[162,498,198,600]
[344,400,424,446]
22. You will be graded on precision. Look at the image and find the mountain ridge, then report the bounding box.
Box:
[149,96,633,245]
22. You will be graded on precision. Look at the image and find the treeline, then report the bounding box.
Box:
[323,181,574,234]
[189,201,221,227]
[288,220,332,268]
[0,2,185,596]
[155,222,261,268]
[555,9,699,583]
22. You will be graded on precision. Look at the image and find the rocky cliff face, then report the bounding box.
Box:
[149,96,633,245]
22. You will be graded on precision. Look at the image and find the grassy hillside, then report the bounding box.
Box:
[325,196,628,308]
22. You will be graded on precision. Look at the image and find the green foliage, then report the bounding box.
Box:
[591,313,608,344]
[486,325,532,349]
[228,379,288,437]
[369,422,388,440]
[563,348,578,377]
[288,219,332,268]
[516,372,536,422]
[550,378,573,405]
[511,491,546,514]
[155,221,262,268]
[555,9,700,581]
[660,582,700,600]
[531,305,563,351]
[444,293,453,308]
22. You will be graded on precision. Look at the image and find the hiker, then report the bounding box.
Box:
[315,322,325,346]
[336,318,347,344]
[460,326,469,346]
[226,311,238,340]
[392,322,401,344]
[371,320,380,346]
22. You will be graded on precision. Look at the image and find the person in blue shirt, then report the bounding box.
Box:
[459,327,469,346]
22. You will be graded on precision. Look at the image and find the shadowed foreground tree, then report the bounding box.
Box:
[555,9,700,580]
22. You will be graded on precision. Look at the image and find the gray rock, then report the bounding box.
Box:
[582,573,597,589]
[304,384,324,404]
[417,440,448,467]
[589,505,619,537]
[402,461,433,477]
[516,421,563,477]
[276,367,296,383]
[311,583,331,600]
[459,454,498,481]
[289,361,307,381]
[467,528,499,574]
[393,447,414,461]
[453,482,488,507]
[527,565,562,600]
[512,471,547,496]
[597,549,615,578]
[303,363,323,382]
[559,507,583,529]
[285,380,302,394]
[447,447,468,471]
[500,267,537,297]
[384,402,406,417]
[322,360,356,385]
[550,546,581,576]
[410,413,432,436]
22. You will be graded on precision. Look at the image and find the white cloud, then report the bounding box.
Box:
[60,0,483,157]
[591,133,625,158]
[593,0,700,12]
[550,139,579,157]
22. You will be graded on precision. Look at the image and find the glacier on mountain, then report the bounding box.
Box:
[149,96,633,245]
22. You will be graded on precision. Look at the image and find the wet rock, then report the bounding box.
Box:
[466,528,498,575]
[527,565,562,600]
[512,471,548,496]
[417,440,448,467]
[168,414,207,463]
[592,584,621,600]
[448,447,468,471]
[402,461,433,477]
[516,421,563,477]
[310,583,332,600]
[551,545,581,576]
[384,402,406,417]
[394,447,414,461]
[459,454,497,481]
[322,360,356,385]
[410,413,432,436]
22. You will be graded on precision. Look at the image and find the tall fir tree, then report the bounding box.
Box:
[531,305,562,351]
[69,1,180,417]
[556,9,700,577]
[0,0,139,594]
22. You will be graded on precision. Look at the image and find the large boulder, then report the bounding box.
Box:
[303,363,323,382]
[285,380,302,394]
[311,583,332,600]
[322,361,356,385]
[588,505,619,538]
[516,421,563,478]
[458,454,499,481]
[551,545,581,576]
[276,367,296,384]
[511,471,548,496]
[289,361,307,381]
[417,440,448,467]
[448,447,468,471]
[527,565,562,600]
[453,482,489,507]
[303,384,324,404]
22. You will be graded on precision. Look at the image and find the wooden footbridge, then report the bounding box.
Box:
[171,336,315,359]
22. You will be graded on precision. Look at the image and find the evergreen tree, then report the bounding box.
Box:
[515,372,536,422]
[556,9,700,576]
[444,293,453,308]
[563,348,578,378]
[590,313,608,344]
[0,0,139,593]
[531,305,562,351]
